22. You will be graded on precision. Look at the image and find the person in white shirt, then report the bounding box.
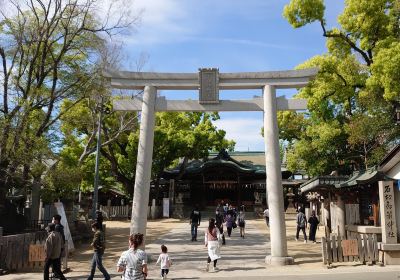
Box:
[117,233,148,280]
[155,244,172,279]
[263,208,269,227]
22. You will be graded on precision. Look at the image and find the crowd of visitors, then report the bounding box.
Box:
[44,203,320,279]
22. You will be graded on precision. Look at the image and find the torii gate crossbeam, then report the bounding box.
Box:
[104,67,318,266]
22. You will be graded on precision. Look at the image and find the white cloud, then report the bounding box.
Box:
[114,0,293,47]
[182,36,303,51]
[215,116,265,151]
[115,0,193,45]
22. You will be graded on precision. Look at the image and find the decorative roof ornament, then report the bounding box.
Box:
[306,192,321,201]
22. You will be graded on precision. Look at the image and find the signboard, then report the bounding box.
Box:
[199,68,219,104]
[341,240,358,256]
[54,202,75,251]
[29,244,46,262]
[163,198,170,218]
[378,181,398,243]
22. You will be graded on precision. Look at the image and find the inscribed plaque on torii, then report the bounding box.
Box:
[199,68,219,104]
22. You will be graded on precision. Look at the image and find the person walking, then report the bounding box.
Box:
[155,244,172,280]
[263,208,269,227]
[87,222,110,280]
[43,223,67,280]
[238,210,246,238]
[296,208,307,243]
[215,209,226,245]
[225,212,234,237]
[204,218,221,273]
[52,214,65,278]
[223,203,228,218]
[189,206,201,241]
[117,233,148,279]
[308,210,320,243]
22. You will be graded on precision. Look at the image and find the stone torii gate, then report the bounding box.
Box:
[104,67,318,266]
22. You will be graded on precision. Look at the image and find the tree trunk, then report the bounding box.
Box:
[30,176,41,221]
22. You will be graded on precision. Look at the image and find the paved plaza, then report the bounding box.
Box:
[3,214,400,279]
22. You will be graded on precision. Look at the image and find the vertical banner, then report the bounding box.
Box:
[54,202,75,251]
[379,181,397,244]
[163,198,170,218]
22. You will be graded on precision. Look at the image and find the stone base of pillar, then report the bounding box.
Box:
[265,255,294,266]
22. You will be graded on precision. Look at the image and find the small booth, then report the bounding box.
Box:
[300,175,349,233]
[301,144,400,265]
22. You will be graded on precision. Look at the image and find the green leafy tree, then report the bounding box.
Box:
[281,0,400,176]
[59,96,138,194]
[60,102,235,196]
[0,0,137,223]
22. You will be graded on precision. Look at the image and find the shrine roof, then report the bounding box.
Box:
[335,167,392,188]
[163,150,291,178]
[379,144,400,173]
[300,175,349,193]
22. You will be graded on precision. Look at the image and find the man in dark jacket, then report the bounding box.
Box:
[189,206,201,241]
[296,208,308,243]
[44,223,67,280]
[87,222,110,280]
[52,214,65,278]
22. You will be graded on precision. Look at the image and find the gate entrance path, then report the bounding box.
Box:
[104,67,318,265]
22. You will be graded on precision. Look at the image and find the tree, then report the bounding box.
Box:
[151,112,235,188]
[60,103,235,196]
[58,95,138,193]
[0,0,137,222]
[281,0,400,176]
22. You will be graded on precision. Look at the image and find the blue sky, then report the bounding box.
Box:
[114,0,344,151]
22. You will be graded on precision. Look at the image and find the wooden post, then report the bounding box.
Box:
[356,235,362,262]
[337,234,343,262]
[321,237,328,265]
[326,237,332,265]
[371,234,378,263]
[331,235,338,263]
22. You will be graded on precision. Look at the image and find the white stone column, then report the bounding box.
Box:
[379,181,398,244]
[263,85,293,265]
[130,85,157,244]
[336,194,346,237]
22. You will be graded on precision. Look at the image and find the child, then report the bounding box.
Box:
[156,244,172,279]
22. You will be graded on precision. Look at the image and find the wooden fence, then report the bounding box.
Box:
[321,233,379,266]
[99,205,131,219]
[0,231,47,271]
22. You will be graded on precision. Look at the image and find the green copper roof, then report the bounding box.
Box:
[163,150,291,177]
[335,167,391,188]
[300,175,349,193]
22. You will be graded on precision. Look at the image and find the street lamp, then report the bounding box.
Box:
[92,96,112,220]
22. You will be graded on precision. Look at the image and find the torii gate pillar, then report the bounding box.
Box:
[264,85,293,265]
[130,85,157,243]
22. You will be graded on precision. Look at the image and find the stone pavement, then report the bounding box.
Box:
[3,214,400,279]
